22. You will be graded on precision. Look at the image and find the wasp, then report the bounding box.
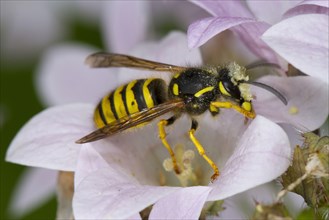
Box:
[76,52,287,181]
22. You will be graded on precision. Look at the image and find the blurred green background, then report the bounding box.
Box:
[0,2,103,219]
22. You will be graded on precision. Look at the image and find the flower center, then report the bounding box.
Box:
[162,144,199,187]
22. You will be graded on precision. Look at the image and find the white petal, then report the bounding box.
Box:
[6,104,95,171]
[149,186,211,219]
[9,168,57,218]
[36,44,117,106]
[74,145,110,189]
[231,22,279,65]
[0,1,67,62]
[246,0,298,24]
[73,146,180,219]
[189,0,253,18]
[262,14,329,84]
[187,16,257,49]
[102,1,150,53]
[253,76,329,131]
[128,213,142,220]
[208,116,291,200]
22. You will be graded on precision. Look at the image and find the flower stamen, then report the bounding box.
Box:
[162,144,198,186]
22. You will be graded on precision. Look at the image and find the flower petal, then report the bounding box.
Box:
[208,116,291,200]
[262,14,329,84]
[36,44,117,106]
[187,17,280,65]
[246,0,298,24]
[149,186,211,220]
[189,0,253,18]
[187,16,257,49]
[253,76,329,131]
[1,1,67,63]
[102,1,150,53]
[9,168,57,218]
[6,104,94,171]
[231,22,279,65]
[219,181,306,218]
[73,146,180,219]
[283,0,329,18]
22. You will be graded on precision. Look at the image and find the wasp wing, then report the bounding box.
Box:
[76,99,185,144]
[85,52,187,73]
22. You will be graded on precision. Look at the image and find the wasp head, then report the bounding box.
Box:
[217,62,253,112]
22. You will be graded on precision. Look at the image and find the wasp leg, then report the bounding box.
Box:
[210,101,256,119]
[209,105,220,117]
[158,116,181,174]
[189,119,219,182]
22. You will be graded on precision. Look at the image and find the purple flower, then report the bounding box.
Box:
[188,0,329,82]
[6,31,328,218]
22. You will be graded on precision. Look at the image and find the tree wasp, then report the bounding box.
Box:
[76,52,287,181]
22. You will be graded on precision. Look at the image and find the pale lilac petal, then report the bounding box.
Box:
[187,16,257,49]
[231,22,279,65]
[300,0,329,7]
[219,182,277,218]
[151,1,209,28]
[9,168,57,218]
[149,186,211,219]
[219,182,306,218]
[280,124,304,148]
[189,0,253,18]
[128,213,142,220]
[283,0,329,18]
[188,0,281,64]
[246,1,298,24]
[6,104,94,171]
[253,76,329,131]
[36,44,117,106]
[102,1,150,53]
[262,14,329,84]
[187,17,279,65]
[0,1,67,62]
[74,145,110,189]
[73,146,180,219]
[208,116,291,200]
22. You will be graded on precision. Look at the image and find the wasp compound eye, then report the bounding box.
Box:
[219,80,241,99]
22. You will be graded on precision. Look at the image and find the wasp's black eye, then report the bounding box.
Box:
[220,80,241,99]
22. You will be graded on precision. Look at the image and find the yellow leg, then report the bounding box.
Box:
[158,119,181,174]
[189,120,219,182]
[210,101,256,119]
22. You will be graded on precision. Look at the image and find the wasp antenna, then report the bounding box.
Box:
[246,81,288,105]
[246,61,281,70]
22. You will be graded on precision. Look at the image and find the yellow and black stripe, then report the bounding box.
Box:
[94,78,168,128]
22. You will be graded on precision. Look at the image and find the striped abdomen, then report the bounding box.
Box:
[94,78,168,128]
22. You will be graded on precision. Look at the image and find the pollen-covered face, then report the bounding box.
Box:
[217,62,253,112]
